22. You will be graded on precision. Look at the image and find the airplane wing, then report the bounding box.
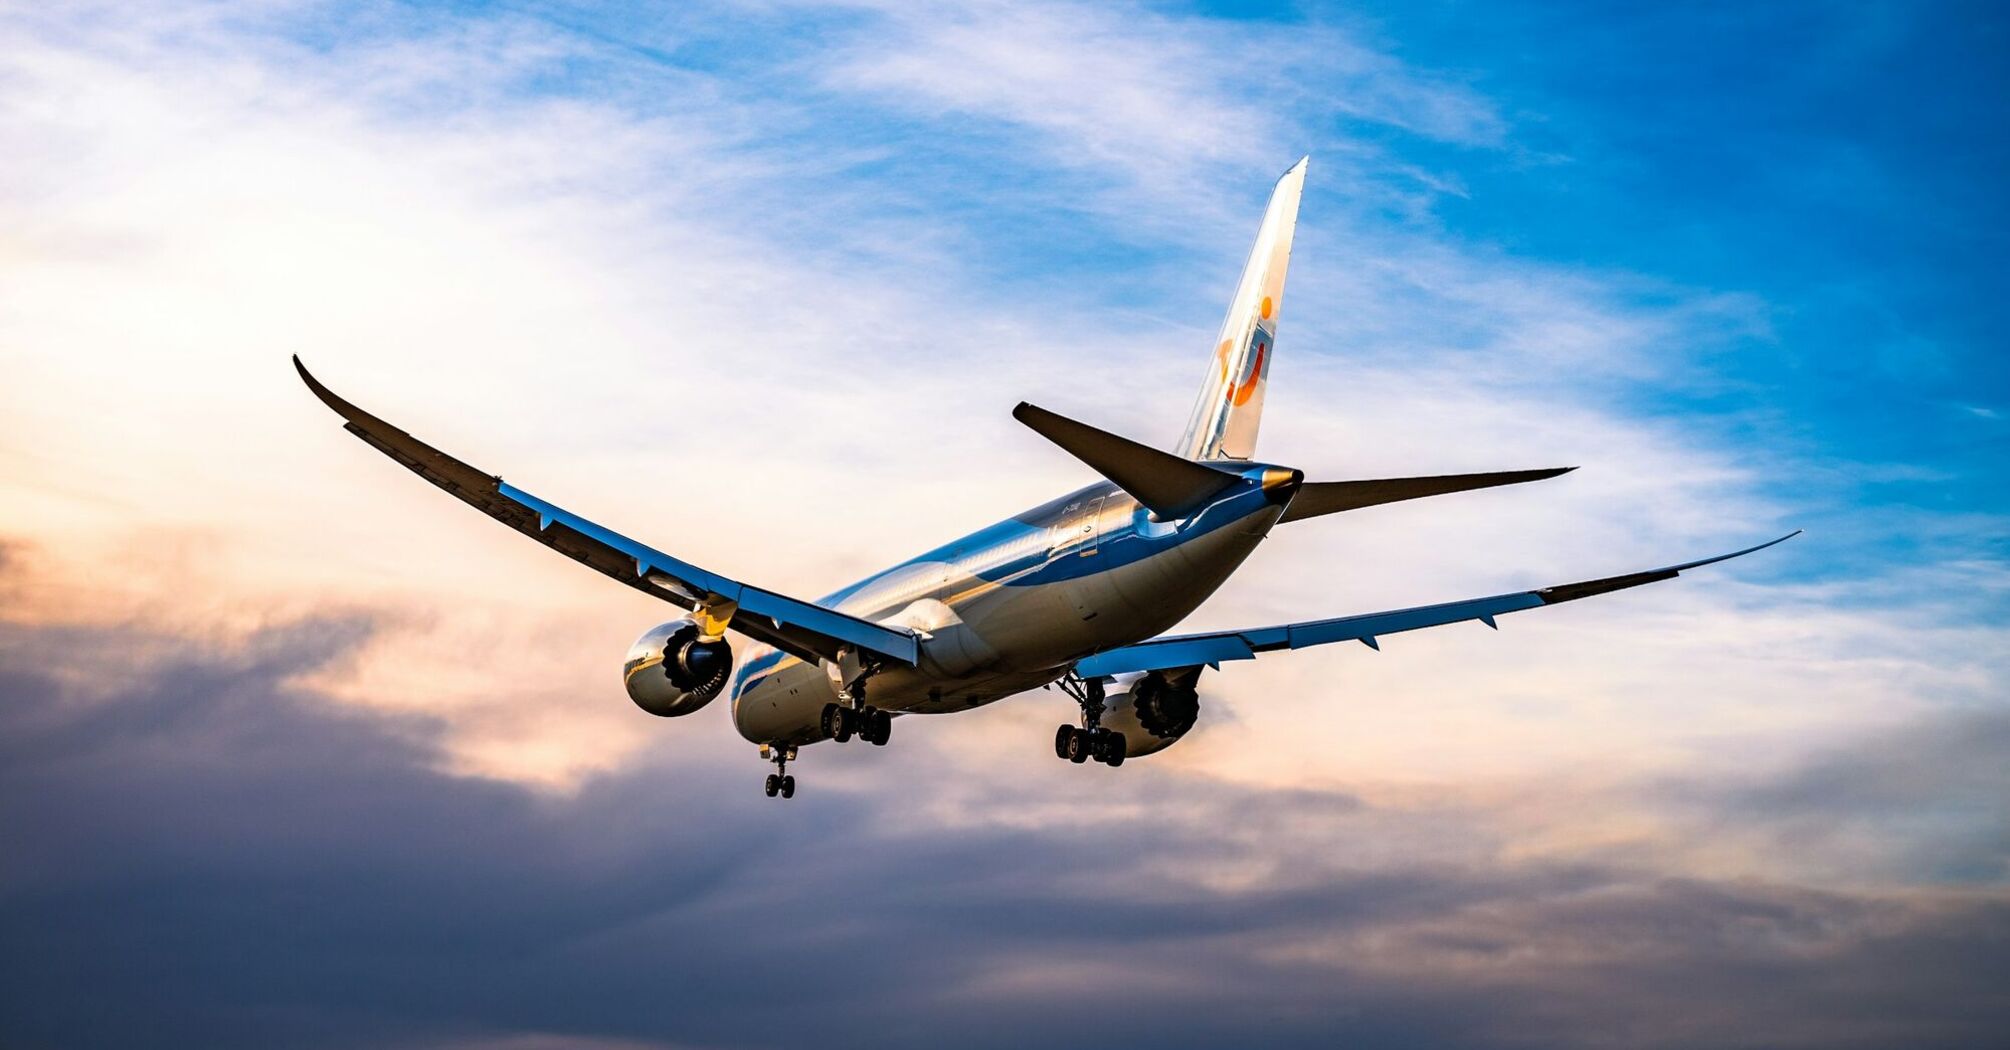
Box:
[293,357,918,667]
[1072,532,1799,677]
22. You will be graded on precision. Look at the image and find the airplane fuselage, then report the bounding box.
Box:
[728,464,1298,747]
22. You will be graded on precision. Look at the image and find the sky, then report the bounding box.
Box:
[1,1,2006,1047]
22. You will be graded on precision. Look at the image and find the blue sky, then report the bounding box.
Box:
[348,0,2010,591]
[2,2,2006,1047]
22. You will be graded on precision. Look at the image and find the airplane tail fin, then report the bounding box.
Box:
[1176,157,1307,462]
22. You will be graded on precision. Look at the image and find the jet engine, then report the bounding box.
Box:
[623,619,734,717]
[1099,666,1204,758]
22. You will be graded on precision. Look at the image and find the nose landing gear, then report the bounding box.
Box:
[1055,674,1126,767]
[760,744,798,799]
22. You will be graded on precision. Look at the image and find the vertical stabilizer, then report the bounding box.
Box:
[1176,158,1306,461]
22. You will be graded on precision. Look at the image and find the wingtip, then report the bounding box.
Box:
[293,354,333,398]
[291,354,370,425]
[1670,529,1802,574]
[1011,401,1037,421]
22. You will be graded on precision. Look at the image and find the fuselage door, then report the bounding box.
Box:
[1050,496,1106,559]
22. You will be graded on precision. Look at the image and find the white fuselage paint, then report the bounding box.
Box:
[726,476,1286,749]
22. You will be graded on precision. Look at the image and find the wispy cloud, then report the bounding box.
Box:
[1,2,2006,1043]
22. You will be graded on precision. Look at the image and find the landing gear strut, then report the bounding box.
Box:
[1055,673,1126,768]
[760,744,797,799]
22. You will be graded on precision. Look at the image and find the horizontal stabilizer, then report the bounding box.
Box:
[1014,402,1241,521]
[1278,467,1575,523]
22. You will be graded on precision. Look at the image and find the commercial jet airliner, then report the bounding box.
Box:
[297,158,1795,798]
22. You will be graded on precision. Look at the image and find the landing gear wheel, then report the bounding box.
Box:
[1103,731,1127,767]
[821,703,842,740]
[1088,728,1111,762]
[1066,727,1091,763]
[826,703,855,743]
[868,708,892,746]
[1054,724,1074,760]
[762,744,799,798]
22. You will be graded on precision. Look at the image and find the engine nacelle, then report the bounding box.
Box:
[1099,668,1203,759]
[623,619,734,717]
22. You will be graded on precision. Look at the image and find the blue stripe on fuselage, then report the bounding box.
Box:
[824,465,1279,609]
[728,464,1284,700]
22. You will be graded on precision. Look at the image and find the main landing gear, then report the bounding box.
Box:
[761,744,797,799]
[1055,674,1126,768]
[821,678,892,747]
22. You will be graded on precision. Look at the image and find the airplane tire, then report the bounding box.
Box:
[1055,725,1073,759]
[780,775,795,799]
[764,774,779,797]
[870,709,892,746]
[1104,733,1127,767]
[1067,729,1090,763]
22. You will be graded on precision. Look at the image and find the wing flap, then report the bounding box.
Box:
[296,357,916,667]
[1074,532,1798,677]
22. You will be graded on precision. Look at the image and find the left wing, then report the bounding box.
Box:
[294,356,918,667]
[1073,532,1799,677]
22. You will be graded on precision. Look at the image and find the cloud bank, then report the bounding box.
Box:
[2,612,2004,1049]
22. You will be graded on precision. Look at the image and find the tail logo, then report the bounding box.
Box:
[1234,339,1267,406]
[1214,328,1270,410]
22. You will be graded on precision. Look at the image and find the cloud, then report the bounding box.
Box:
[1,5,2005,1043]
[0,0,1795,787]
[0,0,1999,814]
[3,612,2006,1049]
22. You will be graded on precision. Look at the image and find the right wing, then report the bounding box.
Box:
[1074,532,1799,677]
[294,357,918,667]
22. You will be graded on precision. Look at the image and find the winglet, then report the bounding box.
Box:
[295,354,404,441]
[1537,531,1801,605]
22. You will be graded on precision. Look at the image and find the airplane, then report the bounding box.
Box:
[295,157,1796,799]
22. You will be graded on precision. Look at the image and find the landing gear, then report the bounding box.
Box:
[1055,674,1126,768]
[1054,724,1127,766]
[820,648,890,745]
[760,745,798,799]
[821,699,892,746]
[821,702,853,742]
[1100,728,1127,767]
